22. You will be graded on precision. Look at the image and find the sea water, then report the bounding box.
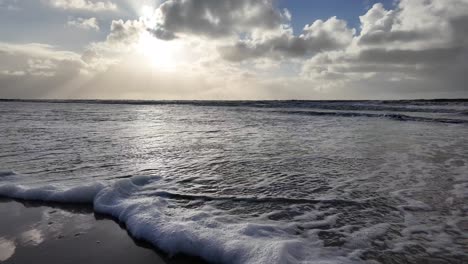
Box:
[0,100,467,263]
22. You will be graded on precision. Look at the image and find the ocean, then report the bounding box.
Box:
[0,100,467,263]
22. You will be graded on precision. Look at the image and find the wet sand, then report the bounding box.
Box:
[0,198,207,264]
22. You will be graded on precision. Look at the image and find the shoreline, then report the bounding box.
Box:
[0,198,208,264]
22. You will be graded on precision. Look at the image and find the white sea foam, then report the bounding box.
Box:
[0,173,357,264]
[0,181,106,203]
[345,223,390,249]
[0,168,466,263]
[93,177,356,264]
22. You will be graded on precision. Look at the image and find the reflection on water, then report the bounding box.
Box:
[19,229,44,246]
[0,200,198,264]
[0,201,96,262]
[0,237,15,261]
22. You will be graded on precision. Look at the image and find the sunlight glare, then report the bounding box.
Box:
[124,0,160,19]
[140,5,157,26]
[137,32,179,72]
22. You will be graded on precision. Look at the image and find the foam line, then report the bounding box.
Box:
[0,175,354,264]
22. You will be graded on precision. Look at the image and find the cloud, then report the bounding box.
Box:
[300,0,468,97]
[106,19,144,44]
[0,42,87,98]
[0,42,80,60]
[152,0,289,39]
[358,29,433,45]
[359,3,395,35]
[450,15,468,46]
[27,59,59,77]
[0,70,25,76]
[0,0,19,10]
[48,0,118,12]
[149,1,355,62]
[74,18,146,64]
[1,0,467,100]
[67,17,99,31]
[357,47,463,65]
[219,17,355,61]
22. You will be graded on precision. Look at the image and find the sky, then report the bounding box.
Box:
[0,0,467,100]
[279,0,395,33]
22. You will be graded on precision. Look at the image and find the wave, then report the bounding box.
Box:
[0,170,17,177]
[0,173,355,264]
[0,181,106,203]
[273,110,468,124]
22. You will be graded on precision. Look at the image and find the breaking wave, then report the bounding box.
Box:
[273,110,468,124]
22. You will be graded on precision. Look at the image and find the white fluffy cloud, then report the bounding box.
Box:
[67,17,99,30]
[299,0,468,96]
[219,17,355,61]
[48,0,117,12]
[106,19,145,44]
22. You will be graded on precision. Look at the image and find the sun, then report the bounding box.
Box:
[140,5,157,26]
[136,31,179,72]
[132,4,186,72]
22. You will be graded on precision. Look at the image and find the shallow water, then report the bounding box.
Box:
[0,100,467,263]
[0,199,206,264]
